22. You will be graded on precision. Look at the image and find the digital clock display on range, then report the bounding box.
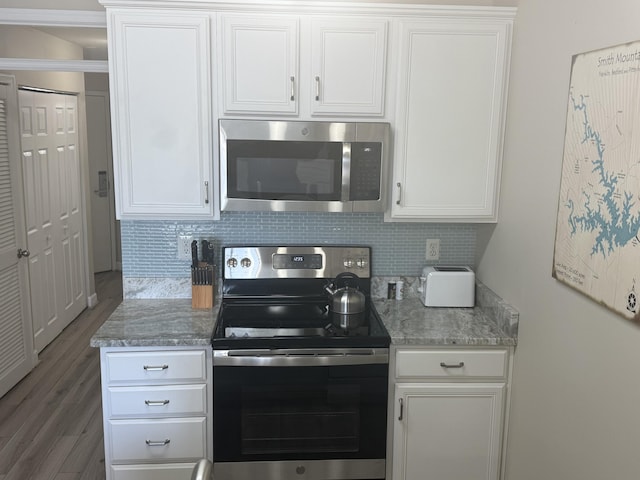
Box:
[273,253,323,269]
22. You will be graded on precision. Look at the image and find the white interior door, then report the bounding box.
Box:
[0,75,36,398]
[19,89,87,353]
[86,91,116,273]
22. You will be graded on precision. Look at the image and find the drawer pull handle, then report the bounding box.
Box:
[398,398,404,421]
[146,439,171,447]
[440,361,465,369]
[145,400,170,406]
[143,364,169,371]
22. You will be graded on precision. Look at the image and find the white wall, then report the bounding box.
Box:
[0,25,97,297]
[476,0,640,478]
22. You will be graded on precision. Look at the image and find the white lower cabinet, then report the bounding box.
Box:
[390,347,512,480]
[99,346,212,480]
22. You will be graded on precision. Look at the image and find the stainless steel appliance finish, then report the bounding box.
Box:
[219,119,390,213]
[213,347,389,367]
[212,246,390,480]
[223,245,371,280]
[214,458,386,480]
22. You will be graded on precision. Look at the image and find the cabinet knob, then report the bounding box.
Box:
[290,76,295,101]
[315,75,320,101]
[398,398,404,421]
[396,182,402,205]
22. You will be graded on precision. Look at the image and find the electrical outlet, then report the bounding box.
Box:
[177,235,193,260]
[426,238,440,261]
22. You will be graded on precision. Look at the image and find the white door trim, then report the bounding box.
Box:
[0,58,108,73]
[87,90,117,272]
[0,8,106,28]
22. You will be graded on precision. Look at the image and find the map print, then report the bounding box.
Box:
[553,40,640,322]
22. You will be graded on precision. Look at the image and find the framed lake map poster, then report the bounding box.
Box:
[553,40,640,323]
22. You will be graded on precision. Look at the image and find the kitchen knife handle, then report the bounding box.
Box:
[290,76,295,101]
[396,182,402,205]
[204,181,209,204]
[315,76,320,101]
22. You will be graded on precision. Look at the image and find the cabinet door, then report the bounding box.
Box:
[310,18,387,116]
[220,14,299,114]
[391,19,511,222]
[393,383,505,480]
[108,10,214,219]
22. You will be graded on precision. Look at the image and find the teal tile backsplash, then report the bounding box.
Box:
[121,212,476,277]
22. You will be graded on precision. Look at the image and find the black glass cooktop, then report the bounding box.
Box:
[212,300,390,349]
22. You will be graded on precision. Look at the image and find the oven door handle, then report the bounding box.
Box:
[213,348,388,366]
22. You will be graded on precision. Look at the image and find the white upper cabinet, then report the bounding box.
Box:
[219,13,388,117]
[108,9,215,219]
[309,18,387,116]
[220,14,299,115]
[390,17,513,222]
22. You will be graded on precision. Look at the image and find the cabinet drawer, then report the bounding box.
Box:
[111,463,197,480]
[109,417,206,463]
[107,384,207,418]
[396,349,507,379]
[104,350,206,385]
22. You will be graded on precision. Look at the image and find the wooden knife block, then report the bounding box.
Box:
[192,285,214,309]
[191,263,214,309]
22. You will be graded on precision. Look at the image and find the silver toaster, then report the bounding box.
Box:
[420,266,475,307]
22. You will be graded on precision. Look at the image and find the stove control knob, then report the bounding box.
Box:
[226,258,238,268]
[241,257,252,268]
[356,258,368,269]
[343,258,354,268]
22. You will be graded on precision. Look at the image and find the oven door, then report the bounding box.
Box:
[213,349,388,480]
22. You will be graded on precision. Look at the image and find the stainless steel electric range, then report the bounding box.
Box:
[211,246,390,480]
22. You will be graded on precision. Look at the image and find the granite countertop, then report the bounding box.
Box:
[89,299,220,347]
[374,298,517,347]
[90,282,518,348]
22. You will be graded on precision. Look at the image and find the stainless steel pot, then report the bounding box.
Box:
[325,272,366,330]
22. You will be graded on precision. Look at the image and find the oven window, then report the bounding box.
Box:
[226,140,343,201]
[213,364,388,462]
[241,384,360,455]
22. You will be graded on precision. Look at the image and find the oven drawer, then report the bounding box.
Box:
[395,348,508,379]
[111,463,197,480]
[104,350,206,385]
[108,417,206,463]
[107,385,207,418]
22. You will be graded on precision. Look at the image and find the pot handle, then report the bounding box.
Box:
[334,272,360,288]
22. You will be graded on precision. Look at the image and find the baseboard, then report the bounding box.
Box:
[87,292,99,309]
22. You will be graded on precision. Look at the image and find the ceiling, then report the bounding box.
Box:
[1,0,107,57]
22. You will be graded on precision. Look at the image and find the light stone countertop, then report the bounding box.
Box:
[89,299,220,347]
[90,282,517,348]
[373,281,519,346]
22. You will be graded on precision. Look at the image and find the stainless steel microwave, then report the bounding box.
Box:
[219,119,390,213]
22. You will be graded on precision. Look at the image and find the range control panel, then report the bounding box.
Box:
[223,246,371,280]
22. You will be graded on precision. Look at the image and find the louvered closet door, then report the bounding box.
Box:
[19,90,86,353]
[0,75,36,398]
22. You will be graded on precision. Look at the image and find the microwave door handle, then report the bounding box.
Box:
[342,142,351,202]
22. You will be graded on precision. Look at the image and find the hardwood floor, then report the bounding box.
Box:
[0,271,123,480]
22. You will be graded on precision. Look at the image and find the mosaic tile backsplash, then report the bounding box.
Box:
[121,212,476,280]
